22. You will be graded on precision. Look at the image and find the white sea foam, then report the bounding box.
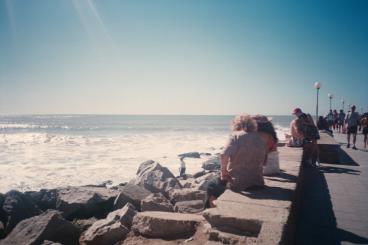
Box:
[0,131,228,192]
[0,124,49,129]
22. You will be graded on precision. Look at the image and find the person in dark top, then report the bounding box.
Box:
[317,116,333,136]
[338,110,346,133]
[293,108,320,167]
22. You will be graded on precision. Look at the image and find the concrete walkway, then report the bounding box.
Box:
[296,132,368,245]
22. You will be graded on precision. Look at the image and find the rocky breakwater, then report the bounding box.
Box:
[0,147,303,244]
[0,153,217,245]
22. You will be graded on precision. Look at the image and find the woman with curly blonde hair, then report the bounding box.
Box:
[206,114,267,207]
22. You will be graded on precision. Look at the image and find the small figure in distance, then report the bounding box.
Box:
[179,156,186,177]
[345,105,360,150]
[317,116,333,136]
[333,109,339,131]
[338,109,346,133]
[206,114,267,208]
[293,108,320,168]
[326,110,335,130]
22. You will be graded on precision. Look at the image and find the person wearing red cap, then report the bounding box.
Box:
[293,108,320,167]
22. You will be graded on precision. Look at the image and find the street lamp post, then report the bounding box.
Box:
[314,82,321,120]
[341,99,345,111]
[328,93,334,111]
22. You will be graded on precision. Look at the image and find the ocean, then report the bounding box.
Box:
[0,115,293,192]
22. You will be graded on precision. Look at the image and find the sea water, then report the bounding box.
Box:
[0,115,293,192]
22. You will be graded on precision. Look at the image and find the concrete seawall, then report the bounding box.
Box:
[203,146,304,244]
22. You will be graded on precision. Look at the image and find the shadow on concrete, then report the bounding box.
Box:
[319,166,360,175]
[337,228,368,244]
[294,166,368,245]
[265,170,298,183]
[338,148,359,166]
[241,186,293,201]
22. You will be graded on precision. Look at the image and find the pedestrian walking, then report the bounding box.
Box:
[345,105,360,150]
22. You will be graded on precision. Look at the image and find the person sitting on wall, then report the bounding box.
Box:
[317,116,333,136]
[252,115,280,175]
[293,108,320,168]
[206,114,267,208]
[286,118,303,147]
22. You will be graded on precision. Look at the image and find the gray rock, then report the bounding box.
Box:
[24,189,58,211]
[83,180,113,188]
[194,172,219,191]
[202,205,263,237]
[72,217,98,231]
[202,157,220,171]
[133,160,182,198]
[109,182,128,191]
[55,186,119,220]
[174,200,204,214]
[0,210,81,245]
[141,193,174,212]
[169,188,207,203]
[79,203,136,245]
[113,183,152,211]
[179,178,196,189]
[132,211,203,239]
[193,170,207,178]
[2,190,41,234]
[178,152,201,159]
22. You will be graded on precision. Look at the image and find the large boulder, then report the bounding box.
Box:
[55,186,119,220]
[113,183,151,211]
[169,188,207,203]
[2,190,41,234]
[0,210,81,245]
[202,157,220,171]
[141,193,174,212]
[132,160,182,198]
[174,200,204,214]
[80,203,137,245]
[24,189,58,211]
[132,211,203,239]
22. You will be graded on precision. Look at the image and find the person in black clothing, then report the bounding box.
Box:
[293,108,320,167]
[317,116,333,136]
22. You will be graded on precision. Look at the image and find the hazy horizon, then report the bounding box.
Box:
[1,0,367,115]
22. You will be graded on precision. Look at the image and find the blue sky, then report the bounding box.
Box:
[0,0,367,115]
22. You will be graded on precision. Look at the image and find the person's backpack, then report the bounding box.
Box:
[298,113,320,140]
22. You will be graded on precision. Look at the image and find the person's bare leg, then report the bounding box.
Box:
[353,133,357,148]
[347,133,351,147]
[364,135,367,148]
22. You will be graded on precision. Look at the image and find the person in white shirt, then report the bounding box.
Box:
[345,105,360,150]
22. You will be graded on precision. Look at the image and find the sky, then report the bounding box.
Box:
[0,0,367,115]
